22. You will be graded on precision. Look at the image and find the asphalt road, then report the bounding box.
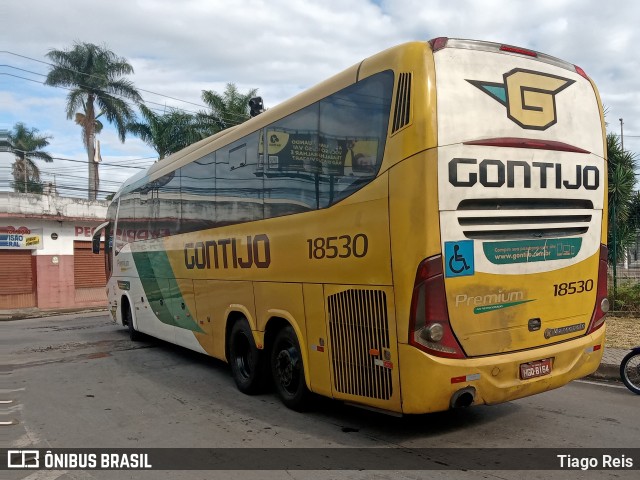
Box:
[2,312,639,480]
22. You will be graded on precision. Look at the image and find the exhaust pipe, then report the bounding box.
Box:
[450,386,476,409]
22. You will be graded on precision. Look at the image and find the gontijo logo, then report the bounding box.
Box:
[467,69,575,130]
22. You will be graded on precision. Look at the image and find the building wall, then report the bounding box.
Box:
[0,193,109,311]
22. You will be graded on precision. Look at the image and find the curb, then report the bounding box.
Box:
[587,364,621,382]
[0,306,108,321]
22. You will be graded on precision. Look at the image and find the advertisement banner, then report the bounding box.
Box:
[0,226,43,250]
[261,129,378,175]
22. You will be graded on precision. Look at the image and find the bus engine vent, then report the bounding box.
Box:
[328,289,392,400]
[392,72,412,133]
[456,198,593,240]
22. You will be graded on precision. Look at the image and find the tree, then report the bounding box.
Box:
[607,132,638,265]
[127,105,202,160]
[198,83,258,136]
[8,122,53,194]
[45,42,142,199]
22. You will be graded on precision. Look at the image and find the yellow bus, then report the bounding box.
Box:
[94,38,608,414]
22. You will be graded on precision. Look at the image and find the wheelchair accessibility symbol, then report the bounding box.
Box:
[445,240,475,278]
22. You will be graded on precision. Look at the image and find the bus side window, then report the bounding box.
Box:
[216,132,263,226]
[180,152,216,234]
[319,70,394,205]
[116,194,135,252]
[151,170,181,238]
[262,103,323,218]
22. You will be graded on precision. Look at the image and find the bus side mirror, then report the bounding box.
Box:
[92,236,101,254]
[91,221,110,254]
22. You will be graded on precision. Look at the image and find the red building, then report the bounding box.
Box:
[0,192,109,312]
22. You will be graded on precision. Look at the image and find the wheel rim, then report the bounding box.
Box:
[623,355,640,391]
[234,332,253,381]
[275,343,300,395]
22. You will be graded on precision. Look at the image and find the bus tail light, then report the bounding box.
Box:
[409,255,466,359]
[429,37,448,52]
[574,65,589,80]
[499,45,537,57]
[587,244,609,334]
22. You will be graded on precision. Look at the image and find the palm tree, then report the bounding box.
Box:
[198,83,258,136]
[127,105,202,160]
[45,42,142,199]
[8,122,53,194]
[607,132,638,265]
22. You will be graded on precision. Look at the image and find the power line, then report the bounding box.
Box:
[0,181,117,196]
[2,155,151,170]
[0,169,124,186]
[2,149,157,164]
[610,133,640,139]
[1,53,257,124]
[1,68,202,117]
[2,70,253,128]
[50,156,149,170]
[1,50,212,109]
[39,173,124,185]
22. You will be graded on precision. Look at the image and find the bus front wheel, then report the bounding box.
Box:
[124,303,140,342]
[271,325,310,411]
[229,319,266,394]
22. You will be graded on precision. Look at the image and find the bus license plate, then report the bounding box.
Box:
[520,358,552,380]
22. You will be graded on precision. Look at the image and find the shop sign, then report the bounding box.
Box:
[0,226,44,249]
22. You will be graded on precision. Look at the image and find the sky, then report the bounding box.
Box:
[1,0,639,199]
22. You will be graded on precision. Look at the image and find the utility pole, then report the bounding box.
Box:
[88,137,95,200]
[612,118,624,301]
[92,139,102,200]
[24,155,28,193]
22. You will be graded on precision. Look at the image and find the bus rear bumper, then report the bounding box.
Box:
[398,325,606,414]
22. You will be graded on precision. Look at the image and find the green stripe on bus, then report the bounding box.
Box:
[132,250,204,333]
[474,299,535,314]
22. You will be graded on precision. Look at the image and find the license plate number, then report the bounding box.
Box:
[520,358,552,380]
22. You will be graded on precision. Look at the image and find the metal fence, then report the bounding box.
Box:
[610,262,640,315]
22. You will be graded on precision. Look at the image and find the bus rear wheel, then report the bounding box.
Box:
[229,319,266,394]
[271,325,310,411]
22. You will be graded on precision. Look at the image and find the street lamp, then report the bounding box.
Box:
[619,118,624,152]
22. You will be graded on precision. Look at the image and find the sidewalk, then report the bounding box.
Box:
[589,346,627,382]
[0,306,107,321]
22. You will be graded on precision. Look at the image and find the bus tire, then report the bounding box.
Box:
[271,325,310,411]
[229,319,266,395]
[124,304,141,342]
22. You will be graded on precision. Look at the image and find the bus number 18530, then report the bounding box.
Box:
[553,279,594,297]
[306,234,368,259]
